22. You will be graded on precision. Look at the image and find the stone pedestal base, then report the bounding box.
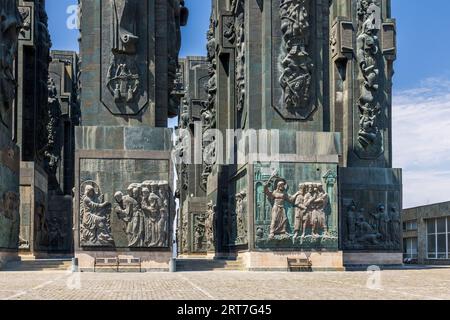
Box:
[238,251,345,272]
[343,252,403,267]
[0,251,19,269]
[76,251,172,272]
[74,126,175,272]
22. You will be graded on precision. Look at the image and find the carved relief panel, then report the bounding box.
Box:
[0,191,20,249]
[271,0,328,121]
[191,212,207,253]
[225,172,248,247]
[352,0,396,160]
[100,0,152,116]
[205,201,216,252]
[113,180,170,248]
[220,0,246,126]
[79,181,115,247]
[79,159,172,249]
[18,5,33,42]
[341,193,402,251]
[0,0,21,129]
[201,12,218,188]
[339,167,402,251]
[253,163,338,250]
[330,18,354,61]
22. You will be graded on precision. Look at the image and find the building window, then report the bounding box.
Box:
[426,217,450,260]
[403,237,418,260]
[403,220,418,232]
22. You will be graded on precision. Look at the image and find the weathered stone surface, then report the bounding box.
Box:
[18,162,49,253]
[176,0,400,269]
[179,197,208,255]
[47,50,80,194]
[0,1,21,266]
[253,162,339,250]
[79,0,187,126]
[0,0,21,130]
[0,141,20,249]
[74,0,186,270]
[339,167,402,252]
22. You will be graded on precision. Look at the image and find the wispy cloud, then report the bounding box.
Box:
[393,77,450,208]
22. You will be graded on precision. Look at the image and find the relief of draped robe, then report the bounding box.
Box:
[81,187,114,246]
[111,0,138,54]
[142,193,161,247]
[264,182,290,239]
[123,195,144,247]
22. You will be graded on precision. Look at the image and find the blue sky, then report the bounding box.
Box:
[47,1,450,208]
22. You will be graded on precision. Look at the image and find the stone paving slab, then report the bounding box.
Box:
[0,269,449,300]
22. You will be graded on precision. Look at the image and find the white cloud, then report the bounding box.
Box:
[393,77,450,208]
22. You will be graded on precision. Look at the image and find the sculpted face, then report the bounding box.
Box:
[142,188,150,199]
[114,192,123,203]
[85,186,95,198]
[127,188,133,197]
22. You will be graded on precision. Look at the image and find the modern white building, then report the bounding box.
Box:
[402,202,450,265]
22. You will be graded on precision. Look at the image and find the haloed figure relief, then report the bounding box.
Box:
[80,181,115,247]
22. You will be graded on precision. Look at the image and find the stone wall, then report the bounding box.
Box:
[175,0,402,269]
[0,125,20,253]
[75,0,188,271]
[0,0,21,268]
[74,127,175,270]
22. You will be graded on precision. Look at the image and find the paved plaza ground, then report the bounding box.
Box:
[0,268,449,300]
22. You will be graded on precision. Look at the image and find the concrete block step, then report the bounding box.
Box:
[175,259,245,271]
[3,259,73,272]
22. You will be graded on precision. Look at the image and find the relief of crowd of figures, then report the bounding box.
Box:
[80,180,170,248]
[344,200,401,250]
[0,0,402,267]
[279,0,314,116]
[200,12,218,188]
[254,166,338,250]
[355,0,384,157]
[192,201,216,253]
